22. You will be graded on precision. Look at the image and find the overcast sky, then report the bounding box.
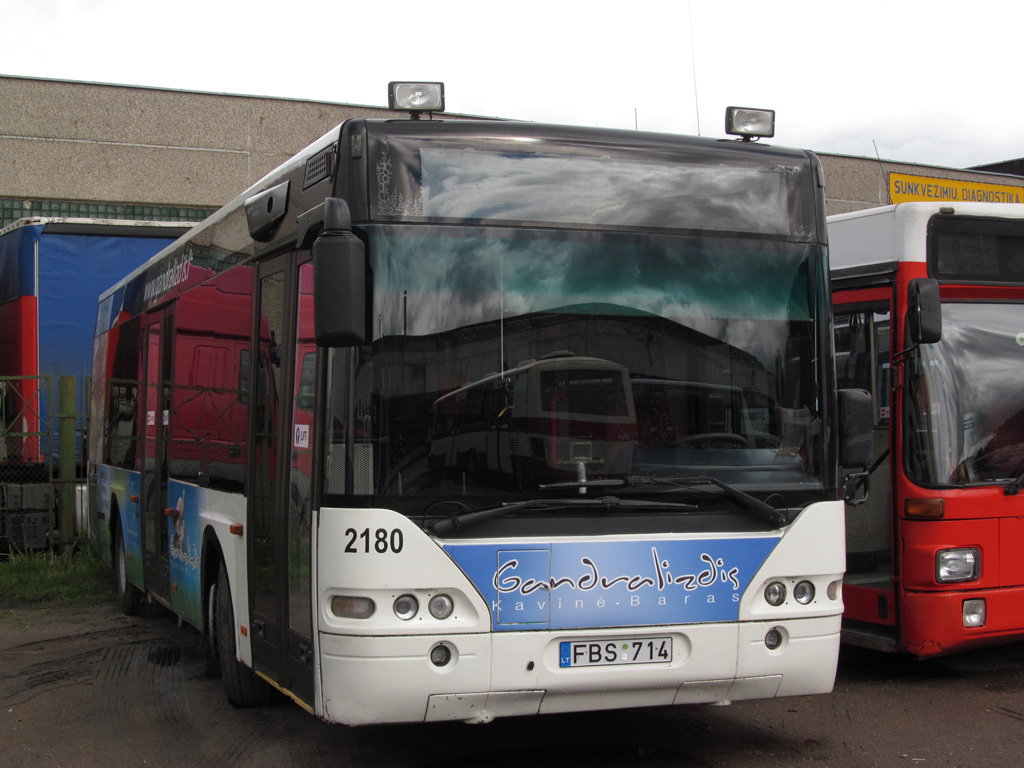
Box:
[3,0,1019,169]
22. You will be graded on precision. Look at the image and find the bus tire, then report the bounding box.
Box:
[216,561,273,707]
[205,579,222,678]
[114,519,141,616]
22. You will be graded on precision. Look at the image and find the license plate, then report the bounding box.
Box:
[559,637,672,668]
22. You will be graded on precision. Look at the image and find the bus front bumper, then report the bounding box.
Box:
[902,586,1024,657]
[316,614,840,725]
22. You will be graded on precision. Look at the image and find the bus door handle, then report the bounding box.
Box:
[298,643,313,666]
[253,619,266,638]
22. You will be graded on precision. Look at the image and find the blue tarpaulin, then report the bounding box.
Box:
[0,223,177,462]
[38,233,175,384]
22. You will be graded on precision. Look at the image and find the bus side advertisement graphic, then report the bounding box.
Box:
[445,537,779,630]
[97,464,142,584]
[167,480,203,629]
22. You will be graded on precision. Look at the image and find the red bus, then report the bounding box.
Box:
[830,201,1024,657]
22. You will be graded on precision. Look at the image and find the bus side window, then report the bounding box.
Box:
[106,316,141,470]
[167,267,253,492]
[835,310,890,423]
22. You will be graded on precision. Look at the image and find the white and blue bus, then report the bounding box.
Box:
[88,87,869,725]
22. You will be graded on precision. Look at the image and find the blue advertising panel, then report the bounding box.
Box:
[445,536,780,631]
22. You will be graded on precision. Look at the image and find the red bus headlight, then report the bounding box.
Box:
[936,548,980,583]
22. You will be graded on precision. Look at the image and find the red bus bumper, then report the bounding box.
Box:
[901,586,1024,657]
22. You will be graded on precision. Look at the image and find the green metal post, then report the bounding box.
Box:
[58,376,76,550]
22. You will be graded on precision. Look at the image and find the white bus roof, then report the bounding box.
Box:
[828,202,1024,270]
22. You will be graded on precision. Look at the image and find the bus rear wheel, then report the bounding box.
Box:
[216,561,273,707]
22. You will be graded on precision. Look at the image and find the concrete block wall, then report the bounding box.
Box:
[0,75,399,212]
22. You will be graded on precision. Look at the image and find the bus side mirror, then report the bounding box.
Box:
[839,388,872,469]
[908,278,941,344]
[311,198,366,347]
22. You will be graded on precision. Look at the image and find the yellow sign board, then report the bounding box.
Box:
[890,172,1024,205]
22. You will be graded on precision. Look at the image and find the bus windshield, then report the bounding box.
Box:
[323,225,830,520]
[905,302,1024,486]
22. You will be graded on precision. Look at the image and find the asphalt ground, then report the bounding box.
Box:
[3,602,1024,768]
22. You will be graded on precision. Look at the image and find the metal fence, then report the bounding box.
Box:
[0,197,214,229]
[1,375,89,550]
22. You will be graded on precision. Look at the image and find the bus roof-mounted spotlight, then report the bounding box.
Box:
[388,82,445,119]
[725,106,775,141]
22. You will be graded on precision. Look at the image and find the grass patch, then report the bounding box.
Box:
[0,540,116,606]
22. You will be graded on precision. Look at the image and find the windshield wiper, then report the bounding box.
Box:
[428,496,697,535]
[1004,472,1024,495]
[624,474,788,527]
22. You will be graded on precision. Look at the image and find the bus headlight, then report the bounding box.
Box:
[429,593,454,620]
[394,594,419,620]
[764,581,786,606]
[794,580,815,605]
[331,595,375,619]
[936,548,980,583]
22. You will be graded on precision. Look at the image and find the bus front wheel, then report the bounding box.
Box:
[216,561,273,707]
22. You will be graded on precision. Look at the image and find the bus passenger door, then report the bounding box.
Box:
[249,255,315,706]
[141,308,173,601]
[834,302,896,647]
[286,259,317,704]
